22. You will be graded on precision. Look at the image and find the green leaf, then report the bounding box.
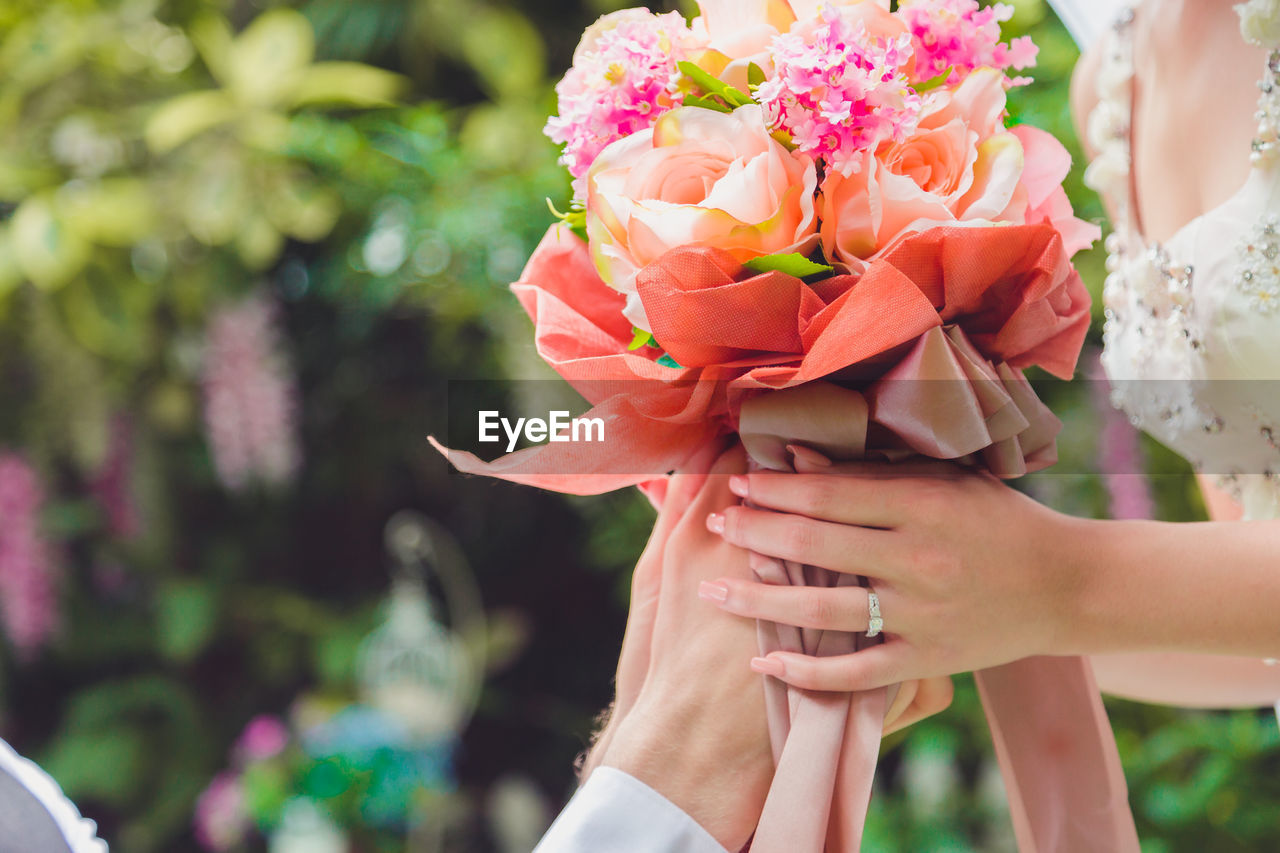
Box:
[226,8,316,108]
[770,128,796,150]
[743,253,834,277]
[41,727,146,805]
[241,761,292,823]
[156,580,218,662]
[546,198,588,241]
[677,60,753,107]
[11,194,90,290]
[656,353,682,369]
[458,8,547,100]
[289,62,406,108]
[57,178,155,246]
[678,60,724,94]
[43,499,100,538]
[627,328,653,350]
[188,14,235,84]
[914,68,954,93]
[683,94,732,113]
[145,90,238,153]
[748,63,767,88]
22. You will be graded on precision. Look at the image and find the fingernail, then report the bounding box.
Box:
[698,581,729,603]
[705,512,725,534]
[788,444,832,467]
[750,656,786,678]
[728,474,748,497]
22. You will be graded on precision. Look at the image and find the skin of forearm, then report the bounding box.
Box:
[1090,652,1280,707]
[1062,516,1280,658]
[1084,475,1280,708]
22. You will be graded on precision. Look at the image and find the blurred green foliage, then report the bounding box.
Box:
[0,0,1275,850]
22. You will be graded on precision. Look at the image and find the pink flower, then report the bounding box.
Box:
[202,293,302,492]
[90,415,140,540]
[897,0,1038,85]
[585,104,818,330]
[0,454,59,659]
[194,772,249,852]
[756,4,921,169]
[234,714,289,763]
[691,0,894,89]
[545,10,702,190]
[1009,123,1101,257]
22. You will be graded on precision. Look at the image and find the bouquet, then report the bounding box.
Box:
[436,2,1139,850]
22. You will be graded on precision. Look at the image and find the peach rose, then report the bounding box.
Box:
[819,68,1028,264]
[586,104,818,331]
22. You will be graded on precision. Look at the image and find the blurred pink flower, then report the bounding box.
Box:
[194,772,249,852]
[90,415,140,540]
[898,0,1038,85]
[545,10,701,189]
[0,453,59,658]
[1088,355,1154,520]
[235,714,290,763]
[757,5,921,169]
[202,294,302,492]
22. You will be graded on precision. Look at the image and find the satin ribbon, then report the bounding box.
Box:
[736,327,1139,852]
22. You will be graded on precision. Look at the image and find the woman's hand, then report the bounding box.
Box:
[881,673,955,735]
[701,456,1088,692]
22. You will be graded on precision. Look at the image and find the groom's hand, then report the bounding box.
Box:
[599,445,773,852]
[575,438,727,779]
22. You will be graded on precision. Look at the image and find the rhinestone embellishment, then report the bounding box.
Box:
[1234,214,1280,313]
[1252,49,1280,163]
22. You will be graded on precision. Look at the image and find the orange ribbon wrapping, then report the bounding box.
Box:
[433,222,1139,851]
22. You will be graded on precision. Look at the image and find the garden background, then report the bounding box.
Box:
[0,0,1276,850]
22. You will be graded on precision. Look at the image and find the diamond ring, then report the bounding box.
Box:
[865,589,883,638]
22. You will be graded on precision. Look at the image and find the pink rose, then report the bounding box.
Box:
[1009,123,1101,257]
[586,104,818,331]
[818,68,1030,264]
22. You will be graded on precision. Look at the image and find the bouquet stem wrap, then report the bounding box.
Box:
[737,371,1139,852]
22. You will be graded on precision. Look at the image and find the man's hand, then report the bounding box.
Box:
[599,445,773,852]
[576,438,727,779]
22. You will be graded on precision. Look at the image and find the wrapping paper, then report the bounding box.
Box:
[433,220,1089,490]
[433,223,1139,851]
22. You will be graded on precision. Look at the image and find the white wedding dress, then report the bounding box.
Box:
[1077,0,1280,717]
[1087,0,1280,522]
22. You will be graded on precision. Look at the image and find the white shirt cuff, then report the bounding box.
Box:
[534,766,729,853]
[0,739,108,852]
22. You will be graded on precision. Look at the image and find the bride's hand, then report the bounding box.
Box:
[881,674,955,735]
[701,457,1082,692]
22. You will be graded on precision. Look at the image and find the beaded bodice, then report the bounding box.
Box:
[1087,0,1280,518]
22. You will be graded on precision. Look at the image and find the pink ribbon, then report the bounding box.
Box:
[736,330,1139,852]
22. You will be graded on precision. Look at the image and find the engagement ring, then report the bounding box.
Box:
[866,590,883,638]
